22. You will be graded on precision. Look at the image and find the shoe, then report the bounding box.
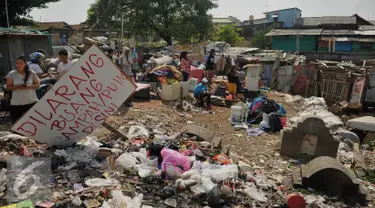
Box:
[125,102,133,107]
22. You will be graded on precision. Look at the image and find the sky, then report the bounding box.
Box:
[30,0,375,24]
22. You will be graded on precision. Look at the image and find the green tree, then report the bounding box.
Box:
[87,0,217,45]
[0,0,60,27]
[251,26,274,49]
[214,24,244,46]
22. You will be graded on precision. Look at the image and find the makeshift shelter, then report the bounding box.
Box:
[0,28,52,77]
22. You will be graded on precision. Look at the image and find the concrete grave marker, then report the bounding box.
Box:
[293,156,366,199]
[280,115,340,160]
[12,45,136,146]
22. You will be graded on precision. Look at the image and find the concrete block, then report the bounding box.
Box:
[347,116,375,132]
[293,156,366,199]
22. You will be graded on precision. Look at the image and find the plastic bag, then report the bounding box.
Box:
[127,125,149,139]
[243,183,267,202]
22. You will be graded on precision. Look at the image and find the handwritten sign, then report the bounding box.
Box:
[349,76,366,105]
[12,46,136,146]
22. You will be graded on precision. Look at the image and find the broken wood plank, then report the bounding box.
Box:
[102,121,129,141]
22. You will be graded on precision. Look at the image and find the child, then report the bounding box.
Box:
[57,49,73,76]
[180,51,190,81]
[227,67,238,101]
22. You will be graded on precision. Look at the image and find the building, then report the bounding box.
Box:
[31,21,108,45]
[264,7,302,28]
[242,7,301,39]
[0,28,52,76]
[212,16,242,27]
[266,14,375,53]
[33,21,73,45]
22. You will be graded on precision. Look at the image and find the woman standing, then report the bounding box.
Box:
[131,47,138,81]
[121,47,134,107]
[180,51,190,81]
[121,47,133,78]
[6,56,40,123]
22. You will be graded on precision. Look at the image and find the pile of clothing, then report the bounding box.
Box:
[248,96,286,132]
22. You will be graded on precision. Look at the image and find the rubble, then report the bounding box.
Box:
[347,116,375,132]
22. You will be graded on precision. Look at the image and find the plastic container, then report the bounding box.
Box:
[161,148,191,176]
[179,81,190,97]
[286,193,306,208]
[231,106,243,124]
[189,78,198,92]
[280,117,287,128]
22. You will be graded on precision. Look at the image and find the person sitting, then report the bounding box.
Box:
[28,52,56,85]
[56,49,73,80]
[194,78,211,109]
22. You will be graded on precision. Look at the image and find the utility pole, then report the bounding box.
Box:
[5,0,10,27]
[121,14,124,46]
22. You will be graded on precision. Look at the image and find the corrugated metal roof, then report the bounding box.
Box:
[213,18,233,24]
[34,21,71,30]
[243,18,270,25]
[354,30,375,35]
[263,7,301,14]
[296,16,356,27]
[359,25,375,31]
[320,37,375,42]
[213,17,242,26]
[266,29,323,36]
[321,30,356,35]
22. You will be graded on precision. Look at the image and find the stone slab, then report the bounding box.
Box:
[347,116,375,132]
[185,125,214,142]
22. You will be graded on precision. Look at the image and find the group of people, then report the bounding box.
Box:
[184,49,248,110]
[105,46,139,81]
[5,48,74,124]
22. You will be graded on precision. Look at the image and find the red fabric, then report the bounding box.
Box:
[189,66,204,83]
[181,58,190,73]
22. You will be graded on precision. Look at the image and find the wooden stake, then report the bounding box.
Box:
[102,121,129,141]
[179,86,184,110]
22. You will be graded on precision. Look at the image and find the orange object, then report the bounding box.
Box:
[213,154,230,165]
[286,194,306,208]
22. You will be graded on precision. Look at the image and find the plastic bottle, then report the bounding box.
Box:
[161,148,192,176]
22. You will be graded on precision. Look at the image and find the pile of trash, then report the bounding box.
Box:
[0,119,294,208]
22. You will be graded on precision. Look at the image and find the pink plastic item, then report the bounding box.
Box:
[280,117,287,128]
[161,148,191,175]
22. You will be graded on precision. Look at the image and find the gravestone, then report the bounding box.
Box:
[280,115,340,160]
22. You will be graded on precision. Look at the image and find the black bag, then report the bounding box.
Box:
[261,99,280,114]
[269,114,283,132]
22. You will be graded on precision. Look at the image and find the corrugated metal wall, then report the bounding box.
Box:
[299,36,317,51]
[272,36,296,51]
[0,35,52,77]
[318,40,329,52]
[335,41,352,52]
[352,42,375,53]
[0,38,9,78]
[272,36,316,52]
